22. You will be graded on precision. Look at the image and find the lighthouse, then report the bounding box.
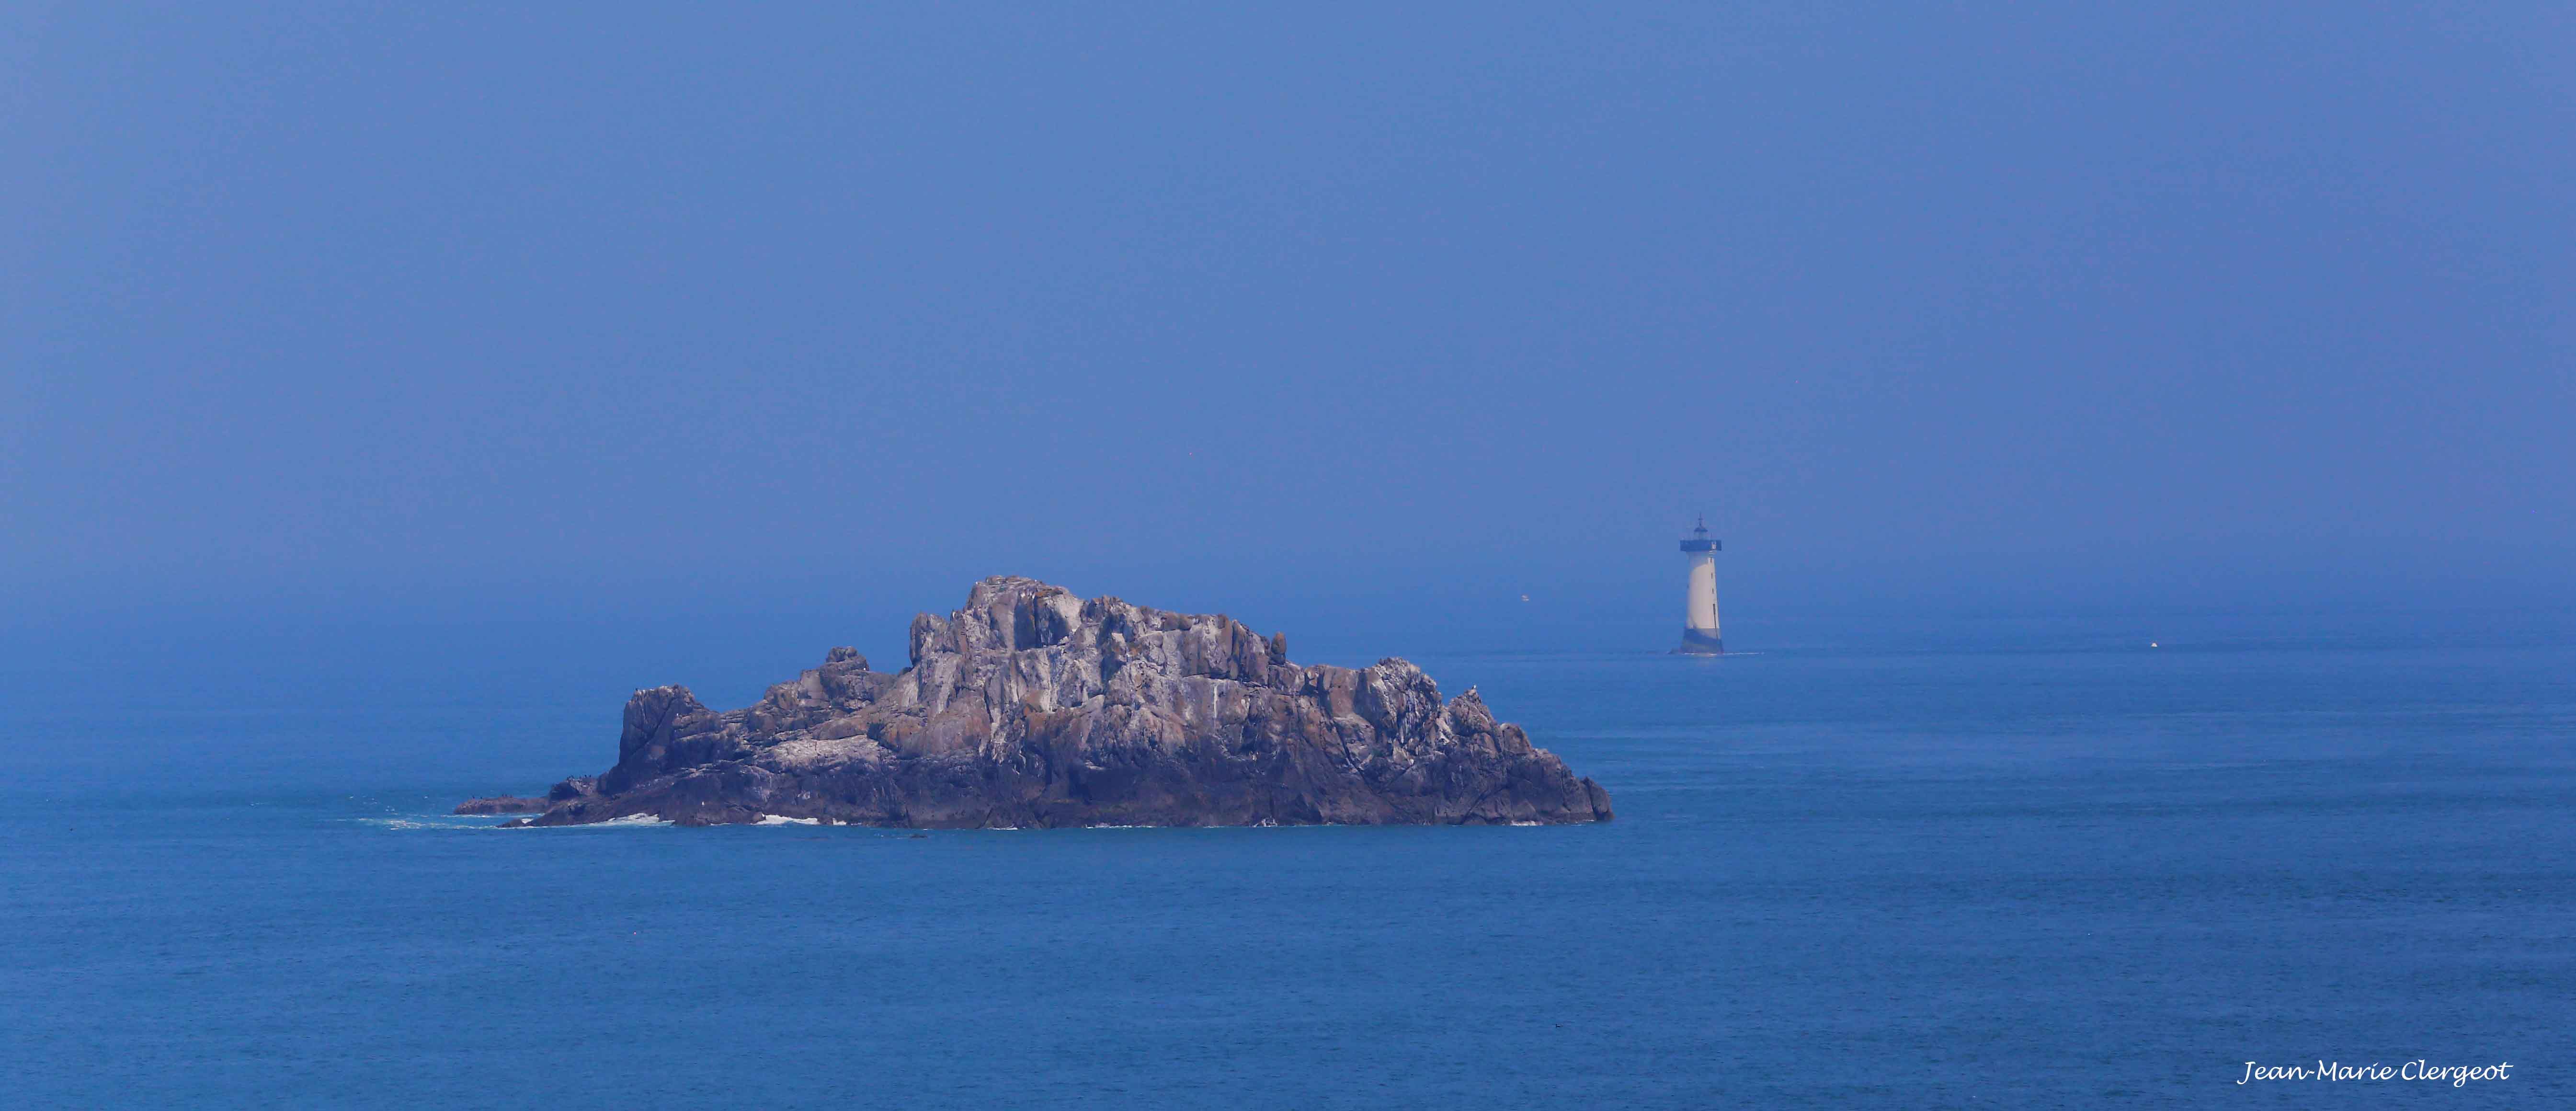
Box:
[1675,516,1722,654]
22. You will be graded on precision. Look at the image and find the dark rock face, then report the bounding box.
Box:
[453,796,550,814]
[502,577,1612,829]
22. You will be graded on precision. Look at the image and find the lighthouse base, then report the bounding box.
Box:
[1673,628,1724,655]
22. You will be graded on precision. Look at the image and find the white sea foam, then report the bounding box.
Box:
[353,815,494,831]
[754,814,821,825]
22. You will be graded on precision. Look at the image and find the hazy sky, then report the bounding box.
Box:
[6,3,2570,640]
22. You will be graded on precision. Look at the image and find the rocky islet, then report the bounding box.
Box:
[492,577,1612,828]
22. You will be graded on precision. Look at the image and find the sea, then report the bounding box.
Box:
[3,613,2571,1108]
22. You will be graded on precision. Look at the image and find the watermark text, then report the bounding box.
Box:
[2237,1060,2512,1088]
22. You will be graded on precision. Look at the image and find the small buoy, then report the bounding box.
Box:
[2150,641,2159,648]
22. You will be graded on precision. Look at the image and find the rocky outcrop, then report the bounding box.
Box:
[499,577,1611,829]
[452,796,549,814]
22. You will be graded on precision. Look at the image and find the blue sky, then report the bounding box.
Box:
[5,3,2570,649]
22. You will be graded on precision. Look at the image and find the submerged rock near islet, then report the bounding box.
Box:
[498,577,1611,828]
[452,795,549,815]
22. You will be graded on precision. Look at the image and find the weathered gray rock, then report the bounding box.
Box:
[500,577,1611,828]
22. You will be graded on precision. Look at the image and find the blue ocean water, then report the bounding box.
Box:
[4,624,2572,1108]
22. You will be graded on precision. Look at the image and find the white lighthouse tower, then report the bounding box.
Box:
[1675,515,1722,654]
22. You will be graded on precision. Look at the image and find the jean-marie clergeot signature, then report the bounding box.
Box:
[2238,1060,2512,1088]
